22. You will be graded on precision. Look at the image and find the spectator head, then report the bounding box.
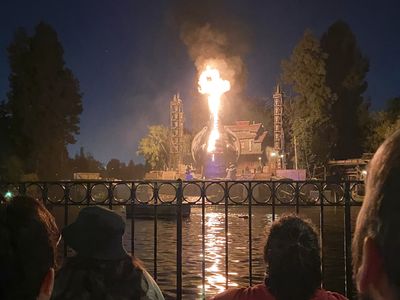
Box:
[62,205,128,260]
[264,215,321,300]
[52,206,145,300]
[353,129,400,300]
[0,196,60,300]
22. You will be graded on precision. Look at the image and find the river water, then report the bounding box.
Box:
[5,182,362,299]
[118,205,360,300]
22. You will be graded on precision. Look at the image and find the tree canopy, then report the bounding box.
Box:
[137,125,170,170]
[69,147,104,175]
[366,97,400,151]
[68,148,146,180]
[105,158,146,180]
[2,22,82,180]
[321,20,370,159]
[281,30,336,172]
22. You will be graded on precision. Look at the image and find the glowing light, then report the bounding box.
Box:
[201,212,238,295]
[270,152,277,157]
[4,191,13,199]
[198,66,231,153]
[361,170,367,176]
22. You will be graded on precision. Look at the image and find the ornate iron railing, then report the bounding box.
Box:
[0,180,364,300]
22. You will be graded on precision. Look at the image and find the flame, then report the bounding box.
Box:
[198,66,231,152]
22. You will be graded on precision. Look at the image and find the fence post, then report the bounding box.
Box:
[153,182,158,280]
[319,182,325,288]
[18,182,26,196]
[224,181,229,289]
[344,181,353,299]
[248,181,253,286]
[130,182,136,256]
[271,181,276,221]
[176,179,183,300]
[201,181,206,299]
[42,183,48,206]
[64,183,70,257]
[108,182,113,209]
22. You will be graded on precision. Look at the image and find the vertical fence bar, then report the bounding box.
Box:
[272,182,276,221]
[108,182,113,210]
[153,183,158,280]
[42,183,48,206]
[176,179,183,300]
[64,183,70,257]
[248,182,253,286]
[201,182,206,299]
[319,183,325,287]
[224,181,229,289]
[130,183,136,256]
[344,182,353,299]
[18,182,26,196]
[86,182,91,206]
[295,182,300,214]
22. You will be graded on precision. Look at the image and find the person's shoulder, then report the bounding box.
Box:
[210,284,271,300]
[313,289,348,300]
[325,291,348,300]
[141,269,165,300]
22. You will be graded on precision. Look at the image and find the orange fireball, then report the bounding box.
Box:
[198,66,231,153]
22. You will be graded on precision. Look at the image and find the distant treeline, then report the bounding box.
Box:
[70,147,146,180]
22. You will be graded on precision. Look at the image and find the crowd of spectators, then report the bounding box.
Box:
[1,129,399,300]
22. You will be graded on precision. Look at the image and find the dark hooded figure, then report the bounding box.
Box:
[52,206,164,300]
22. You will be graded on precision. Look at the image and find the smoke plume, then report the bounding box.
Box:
[170,0,250,97]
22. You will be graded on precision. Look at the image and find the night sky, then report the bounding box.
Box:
[1,0,399,164]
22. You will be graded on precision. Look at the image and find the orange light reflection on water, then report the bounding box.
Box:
[197,212,238,297]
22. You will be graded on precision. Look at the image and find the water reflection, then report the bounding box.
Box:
[120,205,359,299]
[202,212,238,295]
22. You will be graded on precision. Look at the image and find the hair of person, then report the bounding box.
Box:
[352,129,400,296]
[264,215,321,300]
[0,196,60,300]
[51,255,146,300]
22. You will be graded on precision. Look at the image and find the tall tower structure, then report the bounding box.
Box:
[169,93,184,172]
[273,84,285,169]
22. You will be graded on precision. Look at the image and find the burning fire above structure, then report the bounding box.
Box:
[192,66,240,178]
[198,66,231,153]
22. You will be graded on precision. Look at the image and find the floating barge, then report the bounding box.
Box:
[125,203,191,219]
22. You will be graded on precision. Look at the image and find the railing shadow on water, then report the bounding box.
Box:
[0,179,364,300]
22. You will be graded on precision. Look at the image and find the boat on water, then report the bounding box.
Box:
[125,203,191,219]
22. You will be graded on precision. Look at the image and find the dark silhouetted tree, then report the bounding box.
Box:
[385,97,400,122]
[106,159,123,179]
[282,30,336,173]
[0,102,20,180]
[132,163,146,179]
[118,160,146,180]
[0,101,23,181]
[69,147,104,177]
[321,21,370,159]
[366,97,400,151]
[102,159,146,179]
[6,22,82,180]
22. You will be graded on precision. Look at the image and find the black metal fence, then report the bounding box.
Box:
[0,180,364,300]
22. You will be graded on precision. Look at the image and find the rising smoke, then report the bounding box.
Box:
[169,0,251,126]
[180,23,247,96]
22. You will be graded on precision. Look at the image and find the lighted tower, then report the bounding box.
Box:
[273,84,285,169]
[169,93,184,171]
